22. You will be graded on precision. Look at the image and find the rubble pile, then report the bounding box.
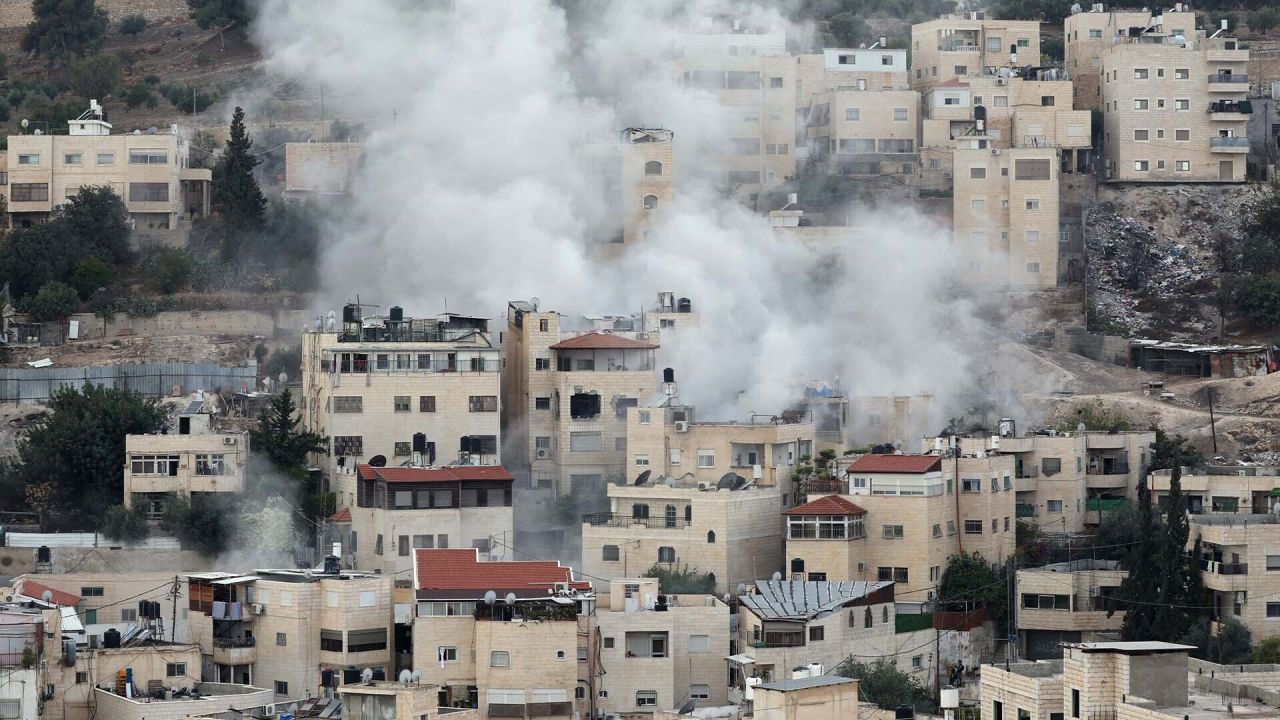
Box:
[1085,184,1244,339]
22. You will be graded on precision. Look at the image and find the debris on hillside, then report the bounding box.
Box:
[1085,184,1258,340]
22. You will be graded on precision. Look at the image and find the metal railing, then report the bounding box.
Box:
[1208,101,1250,113]
[213,636,256,648]
[1209,136,1249,148]
[1086,463,1130,475]
[1199,558,1248,575]
[1208,74,1248,84]
[581,512,688,529]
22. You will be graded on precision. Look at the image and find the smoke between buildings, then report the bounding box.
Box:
[252,0,1045,435]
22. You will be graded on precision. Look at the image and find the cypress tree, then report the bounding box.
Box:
[212,106,266,258]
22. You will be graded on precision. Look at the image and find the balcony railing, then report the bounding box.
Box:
[212,636,255,648]
[1016,503,1038,517]
[750,636,805,648]
[1087,463,1130,476]
[1209,101,1252,113]
[582,512,688,530]
[1208,74,1248,84]
[1199,559,1248,575]
[1017,467,1039,479]
[939,43,980,52]
[806,479,848,494]
[1209,136,1249,149]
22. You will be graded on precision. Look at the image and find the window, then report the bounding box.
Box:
[1134,99,1149,110]
[953,65,968,76]
[1042,457,1062,475]
[970,167,986,179]
[276,681,289,695]
[930,566,941,582]
[893,108,908,121]
[602,544,620,562]
[1158,99,1165,109]
[1176,160,1190,172]
[1175,68,1189,79]
[642,194,658,210]
[76,672,89,684]
[637,691,658,707]
[1023,594,1071,610]
[634,454,650,467]
[912,655,923,669]
[129,183,170,202]
[697,449,715,468]
[707,530,716,543]
[1004,517,1010,531]
[491,651,511,667]
[321,629,343,652]
[334,436,363,456]
[994,96,1009,107]
[1134,160,1150,172]
[129,150,168,164]
[876,567,908,582]
[1175,129,1190,141]
[971,199,986,210]
[570,432,602,452]
[1269,603,1280,618]
[962,479,981,493]
[1025,198,1040,210]
[16,154,39,166]
[121,608,137,622]
[1025,231,1040,243]
[276,632,288,646]
[413,535,433,549]
[883,524,904,539]
[932,524,942,538]
[11,183,49,201]
[333,396,362,413]
[97,152,114,165]
[1130,129,1151,142]
[64,153,82,165]
[1134,68,1149,79]
[1072,689,1080,718]
[644,161,662,176]
[129,455,179,476]
[689,684,711,700]
[845,108,860,121]
[417,395,436,413]
[469,395,497,412]
[1026,263,1041,274]
[1089,29,1102,37]
[1175,99,1189,110]
[808,626,824,641]
[657,546,676,563]
[393,396,410,412]
[438,646,459,663]
[964,520,983,534]
[1041,96,1055,106]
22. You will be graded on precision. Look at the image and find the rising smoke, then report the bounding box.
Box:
[252,0,1047,431]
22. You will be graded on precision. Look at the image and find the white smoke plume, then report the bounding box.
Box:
[252,0,1037,429]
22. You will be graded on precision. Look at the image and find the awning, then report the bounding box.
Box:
[211,575,260,585]
[725,654,756,665]
[60,606,84,634]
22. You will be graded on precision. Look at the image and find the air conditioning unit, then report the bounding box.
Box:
[996,77,1006,85]
[674,421,689,433]
[536,448,550,460]
[223,436,237,445]
[696,481,713,491]
[249,603,264,615]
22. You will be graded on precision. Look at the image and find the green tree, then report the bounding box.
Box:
[149,248,192,294]
[68,53,122,99]
[1150,428,1205,471]
[212,106,267,257]
[21,0,109,64]
[15,384,165,529]
[124,83,154,109]
[938,551,1010,635]
[642,563,716,593]
[27,281,79,321]
[1152,462,1202,639]
[118,13,146,35]
[1120,474,1162,639]
[1092,500,1141,563]
[1183,616,1252,663]
[1242,182,1280,273]
[249,388,326,478]
[1055,399,1132,432]
[1041,34,1064,61]
[100,503,150,543]
[263,345,302,383]
[828,12,872,46]
[59,184,132,264]
[186,0,254,29]
[835,659,936,712]
[159,493,234,555]
[1252,635,1280,663]
[1248,8,1278,34]
[1236,274,1280,329]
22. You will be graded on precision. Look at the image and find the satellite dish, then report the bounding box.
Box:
[716,473,737,490]
[771,571,782,581]
[411,670,422,685]
[33,129,41,135]
[505,592,517,605]
[484,590,497,606]
[361,668,374,684]
[736,583,747,596]
[678,700,697,715]
[369,455,387,468]
[731,474,747,490]
[20,119,28,129]
[530,296,540,311]
[634,470,652,486]
[398,669,413,684]
[41,591,52,603]
[278,372,288,384]
[1076,422,1086,433]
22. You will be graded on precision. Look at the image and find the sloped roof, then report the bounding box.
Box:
[847,454,942,474]
[18,580,79,607]
[783,495,867,516]
[739,580,891,621]
[548,332,658,350]
[355,464,514,483]
[414,549,591,598]
[330,507,352,522]
[758,676,856,692]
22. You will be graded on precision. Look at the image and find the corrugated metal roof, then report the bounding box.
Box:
[757,675,855,692]
[740,580,891,620]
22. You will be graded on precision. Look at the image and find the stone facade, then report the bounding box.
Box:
[1016,560,1127,659]
[1064,6,1199,111]
[122,409,249,515]
[910,18,1042,92]
[283,142,363,199]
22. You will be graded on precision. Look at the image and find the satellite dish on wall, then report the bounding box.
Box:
[634,470,652,486]
[369,455,387,467]
[530,297,540,311]
[20,119,28,129]
[484,590,497,606]
[41,591,52,603]
[771,571,782,582]
[505,592,517,605]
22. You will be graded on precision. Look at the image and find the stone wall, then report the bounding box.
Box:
[0,0,190,28]
[66,309,309,341]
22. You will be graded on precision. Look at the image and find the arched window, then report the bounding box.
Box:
[882,605,889,623]
[864,608,873,628]
[707,530,716,544]
[685,505,692,523]
[645,160,663,176]
[665,504,677,528]
[643,194,658,210]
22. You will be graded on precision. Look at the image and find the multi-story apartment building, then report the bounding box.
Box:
[579,409,813,593]
[187,565,393,698]
[1188,514,1280,642]
[1098,21,1249,182]
[1151,463,1280,515]
[122,398,249,519]
[341,679,480,720]
[1015,559,1127,660]
[673,20,795,204]
[787,451,1016,599]
[4,100,211,229]
[301,305,501,496]
[911,16,1041,92]
[1065,4,1199,111]
[331,463,513,575]
[951,429,1155,533]
[410,549,592,720]
[593,578,729,718]
[592,128,674,247]
[282,141,363,200]
[749,675,862,720]
[44,637,205,720]
[13,572,181,629]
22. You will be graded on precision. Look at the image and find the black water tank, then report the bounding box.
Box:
[974,105,987,123]
[460,436,472,453]
[791,558,805,573]
[324,555,341,575]
[895,705,915,720]
[677,297,692,313]
[413,432,428,454]
[342,304,360,323]
[103,628,121,649]
[390,306,404,322]
[663,367,675,384]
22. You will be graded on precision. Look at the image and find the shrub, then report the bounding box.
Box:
[27,282,79,321]
[124,83,153,109]
[1237,273,1280,329]
[119,14,147,35]
[100,503,150,543]
[149,248,192,294]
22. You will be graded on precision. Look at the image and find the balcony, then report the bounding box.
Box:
[1209,101,1251,120]
[806,479,848,495]
[1209,136,1249,153]
[1199,558,1249,591]
[1207,74,1248,91]
[1017,503,1038,518]
[1206,48,1249,62]
[939,43,980,52]
[212,637,257,665]
[581,512,688,530]
[750,634,805,648]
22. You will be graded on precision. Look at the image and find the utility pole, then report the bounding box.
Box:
[1208,387,1219,456]
[167,575,182,642]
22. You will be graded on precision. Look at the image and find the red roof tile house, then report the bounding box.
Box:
[786,452,1015,595]
[410,549,592,719]
[339,464,514,576]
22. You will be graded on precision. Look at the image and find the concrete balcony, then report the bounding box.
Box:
[1207,74,1248,91]
[212,637,257,665]
[1209,101,1251,121]
[1205,49,1249,63]
[1199,559,1248,592]
[582,512,688,530]
[1209,136,1249,153]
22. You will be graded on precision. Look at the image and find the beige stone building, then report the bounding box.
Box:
[979,641,1212,720]
[673,22,795,203]
[332,463,514,575]
[593,578,729,717]
[4,100,211,229]
[45,639,207,720]
[1151,463,1280,515]
[1016,559,1126,660]
[1065,4,1200,111]
[592,128,674,247]
[342,679,480,720]
[301,307,501,500]
[750,675,861,720]
[1099,26,1249,182]
[13,572,179,629]
[409,549,593,720]
[1188,514,1280,642]
[122,398,250,518]
[910,17,1042,92]
[282,141,363,199]
[187,566,393,698]
[788,452,1016,600]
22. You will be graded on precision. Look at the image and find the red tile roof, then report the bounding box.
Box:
[414,549,591,597]
[548,332,658,351]
[18,580,79,607]
[847,454,943,474]
[356,464,514,483]
[330,507,352,522]
[783,495,867,516]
